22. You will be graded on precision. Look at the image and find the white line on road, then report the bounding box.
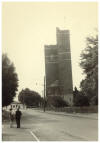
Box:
[29,130,40,141]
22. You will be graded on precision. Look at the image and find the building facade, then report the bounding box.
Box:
[6,101,25,110]
[45,28,73,105]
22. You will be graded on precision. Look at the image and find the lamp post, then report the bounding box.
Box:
[35,76,46,112]
[44,76,46,112]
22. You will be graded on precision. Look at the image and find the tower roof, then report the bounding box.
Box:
[56,27,69,34]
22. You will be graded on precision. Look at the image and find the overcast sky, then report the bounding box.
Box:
[2,2,98,99]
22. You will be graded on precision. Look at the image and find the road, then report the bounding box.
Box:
[2,109,98,141]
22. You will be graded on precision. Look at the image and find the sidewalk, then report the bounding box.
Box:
[2,123,35,141]
[36,109,98,120]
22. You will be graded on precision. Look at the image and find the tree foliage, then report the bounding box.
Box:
[18,88,42,107]
[2,54,18,107]
[73,86,79,103]
[80,34,98,104]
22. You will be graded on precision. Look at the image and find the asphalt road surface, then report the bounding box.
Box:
[2,109,98,141]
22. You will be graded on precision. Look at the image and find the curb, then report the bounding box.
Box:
[35,109,98,120]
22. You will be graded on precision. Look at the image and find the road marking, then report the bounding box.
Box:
[29,130,40,141]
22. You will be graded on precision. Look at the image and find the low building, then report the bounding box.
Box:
[8,101,24,110]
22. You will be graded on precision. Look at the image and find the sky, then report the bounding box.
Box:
[2,2,98,99]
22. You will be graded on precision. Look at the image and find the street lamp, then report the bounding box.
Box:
[35,76,46,112]
[44,76,46,112]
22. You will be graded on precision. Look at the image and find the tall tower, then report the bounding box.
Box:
[57,28,73,105]
[45,28,73,105]
[45,45,59,96]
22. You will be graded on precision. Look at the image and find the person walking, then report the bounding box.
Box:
[15,108,22,128]
[9,108,15,128]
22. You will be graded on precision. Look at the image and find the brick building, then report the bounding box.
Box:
[45,28,73,105]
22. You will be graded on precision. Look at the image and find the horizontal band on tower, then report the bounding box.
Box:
[45,55,58,58]
[58,51,71,54]
[46,59,71,64]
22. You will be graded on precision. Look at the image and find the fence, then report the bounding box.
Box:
[45,106,98,113]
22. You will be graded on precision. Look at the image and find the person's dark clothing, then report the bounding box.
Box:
[15,110,22,128]
[16,119,21,128]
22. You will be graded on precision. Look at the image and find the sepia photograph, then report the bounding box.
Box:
[1,0,98,141]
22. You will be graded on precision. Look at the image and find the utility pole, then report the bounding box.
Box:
[43,76,46,112]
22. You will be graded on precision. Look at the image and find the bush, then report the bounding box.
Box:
[47,95,69,108]
[74,95,89,107]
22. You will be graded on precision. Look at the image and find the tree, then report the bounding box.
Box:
[2,54,18,107]
[18,88,42,107]
[73,87,79,103]
[80,34,98,104]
